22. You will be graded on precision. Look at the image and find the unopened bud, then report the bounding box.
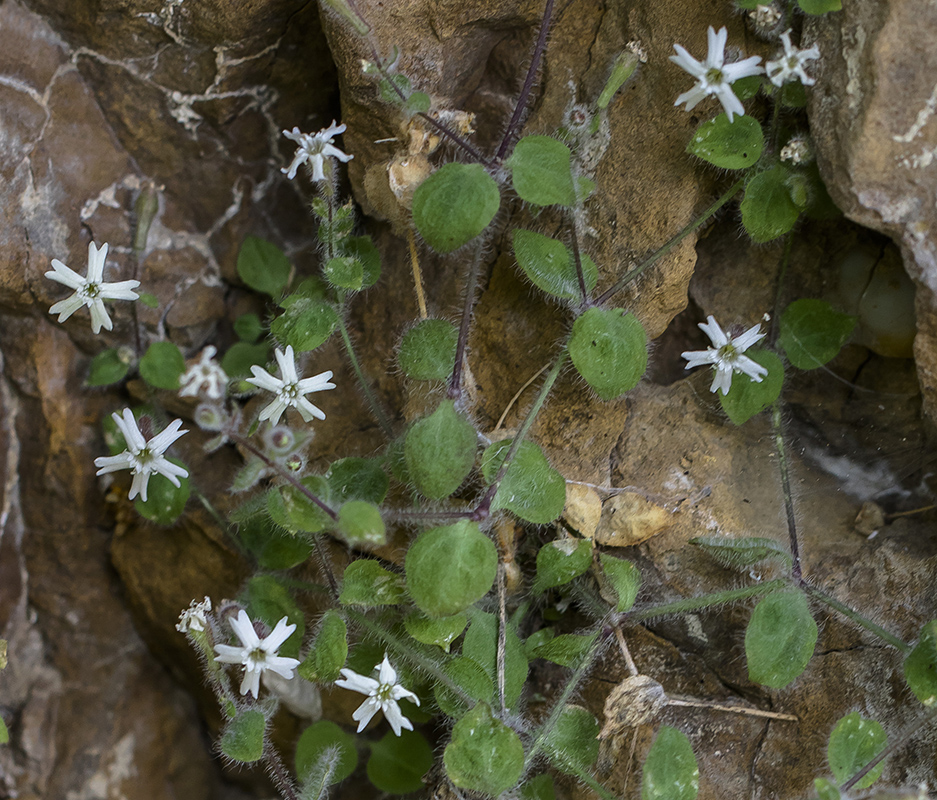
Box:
[599,674,668,738]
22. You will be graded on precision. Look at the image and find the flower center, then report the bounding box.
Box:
[81,281,102,300]
[705,67,725,86]
[375,682,393,702]
[281,382,300,401]
[718,342,739,363]
[787,55,800,69]
[248,647,267,668]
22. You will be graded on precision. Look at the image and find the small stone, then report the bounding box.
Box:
[563,483,603,539]
[595,492,672,547]
[855,501,886,537]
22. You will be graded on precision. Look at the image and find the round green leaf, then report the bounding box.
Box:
[326,457,389,505]
[732,74,763,101]
[814,778,841,800]
[339,560,405,607]
[268,476,332,534]
[480,439,566,525]
[529,632,597,669]
[239,517,313,570]
[270,298,339,353]
[406,520,497,617]
[828,712,887,790]
[339,235,381,289]
[434,656,494,718]
[86,348,130,387]
[533,538,593,593]
[367,730,433,794]
[543,705,600,775]
[741,165,802,243]
[220,710,266,763]
[412,163,500,253]
[405,400,477,499]
[745,590,817,688]
[718,349,784,425]
[512,229,598,301]
[904,620,937,706]
[234,312,263,343]
[296,720,358,785]
[598,553,642,612]
[507,135,576,207]
[398,319,458,381]
[238,236,291,296]
[243,575,304,658]
[462,611,528,709]
[324,256,363,291]
[139,341,185,390]
[642,726,699,800]
[779,299,857,370]
[134,458,190,525]
[298,611,348,684]
[337,501,386,547]
[444,704,525,796]
[221,341,269,379]
[521,774,557,800]
[569,308,648,400]
[690,536,792,571]
[687,113,764,170]
[404,610,469,652]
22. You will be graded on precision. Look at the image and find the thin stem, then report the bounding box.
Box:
[595,179,744,307]
[493,363,549,433]
[772,403,801,582]
[569,215,589,308]
[802,583,911,653]
[497,562,508,714]
[386,507,475,523]
[263,744,299,800]
[448,241,485,400]
[336,315,394,438]
[496,0,554,161]
[407,228,428,319]
[627,579,788,623]
[565,764,619,800]
[613,624,639,677]
[769,233,794,345]
[666,697,798,721]
[474,349,568,519]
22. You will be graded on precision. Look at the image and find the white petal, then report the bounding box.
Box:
[230,609,261,649]
[295,397,326,422]
[377,655,398,686]
[670,45,705,77]
[49,293,85,322]
[336,669,380,695]
[682,349,718,369]
[241,668,262,698]
[707,26,728,68]
[698,316,728,348]
[100,280,141,301]
[246,366,284,393]
[113,409,147,452]
[309,155,327,182]
[89,300,113,334]
[263,616,297,652]
[149,418,188,454]
[94,452,134,474]
[129,471,151,501]
[712,366,733,395]
[283,152,306,180]
[715,86,745,122]
[383,700,413,737]
[88,242,108,282]
[258,398,288,426]
[736,355,768,382]
[154,457,187,485]
[724,56,764,82]
[390,684,420,706]
[214,644,248,663]
[351,697,381,732]
[733,324,766,352]
[276,346,299,384]
[675,85,710,112]
[45,260,85,289]
[297,371,336,393]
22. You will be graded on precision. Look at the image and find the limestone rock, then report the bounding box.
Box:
[562,483,603,539]
[595,491,673,547]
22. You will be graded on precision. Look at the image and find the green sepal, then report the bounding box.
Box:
[220,709,266,763]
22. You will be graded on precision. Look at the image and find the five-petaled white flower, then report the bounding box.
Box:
[94,409,189,502]
[681,315,769,395]
[766,29,820,87]
[282,121,353,181]
[179,346,228,400]
[246,345,336,427]
[176,596,212,634]
[335,654,420,736]
[45,242,141,334]
[671,26,764,122]
[214,610,301,699]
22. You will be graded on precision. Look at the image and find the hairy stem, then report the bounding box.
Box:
[264,743,300,800]
[336,315,394,438]
[566,764,619,800]
[595,179,744,307]
[772,403,801,582]
[569,215,589,308]
[408,228,428,319]
[627,579,788,622]
[802,583,911,653]
[448,241,485,400]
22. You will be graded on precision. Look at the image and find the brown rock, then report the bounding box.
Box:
[563,483,603,539]
[595,491,673,547]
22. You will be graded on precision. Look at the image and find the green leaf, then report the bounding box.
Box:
[378,73,412,105]
[642,727,699,800]
[406,520,497,617]
[326,457,389,505]
[434,656,494,717]
[139,341,185,390]
[138,292,159,309]
[398,319,458,381]
[462,610,528,709]
[530,632,597,669]
[444,704,525,796]
[296,720,357,785]
[404,610,468,652]
[412,163,500,253]
[512,229,598,301]
[827,712,887,790]
[745,590,817,688]
[814,778,841,800]
[337,501,386,547]
[597,51,640,109]
[741,165,802,243]
[690,536,792,570]
[368,730,434,794]
[220,710,265,763]
[339,560,405,607]
[405,401,477,499]
[243,575,304,658]
[507,135,576,207]
[299,611,348,683]
[780,81,808,108]
[234,313,263,343]
[779,299,857,370]
[718,350,784,425]
[406,91,431,115]
[481,439,566,524]
[221,342,269,379]
[543,705,600,775]
[521,774,557,800]
[732,74,763,101]
[533,538,593,593]
[339,235,381,289]
[86,348,130,387]
[238,236,291,297]
[270,298,339,353]
[798,0,841,13]
[324,256,363,291]
[268,476,332,534]
[598,553,641,611]
[569,308,648,400]
[134,459,190,525]
[238,516,312,570]
[904,620,937,706]
[687,113,764,170]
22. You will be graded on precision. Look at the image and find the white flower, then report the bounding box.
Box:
[671,26,764,122]
[681,315,769,395]
[335,654,420,736]
[214,610,301,699]
[176,596,212,633]
[94,409,189,502]
[246,345,336,426]
[179,346,228,400]
[766,30,820,87]
[282,121,353,181]
[45,242,141,334]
